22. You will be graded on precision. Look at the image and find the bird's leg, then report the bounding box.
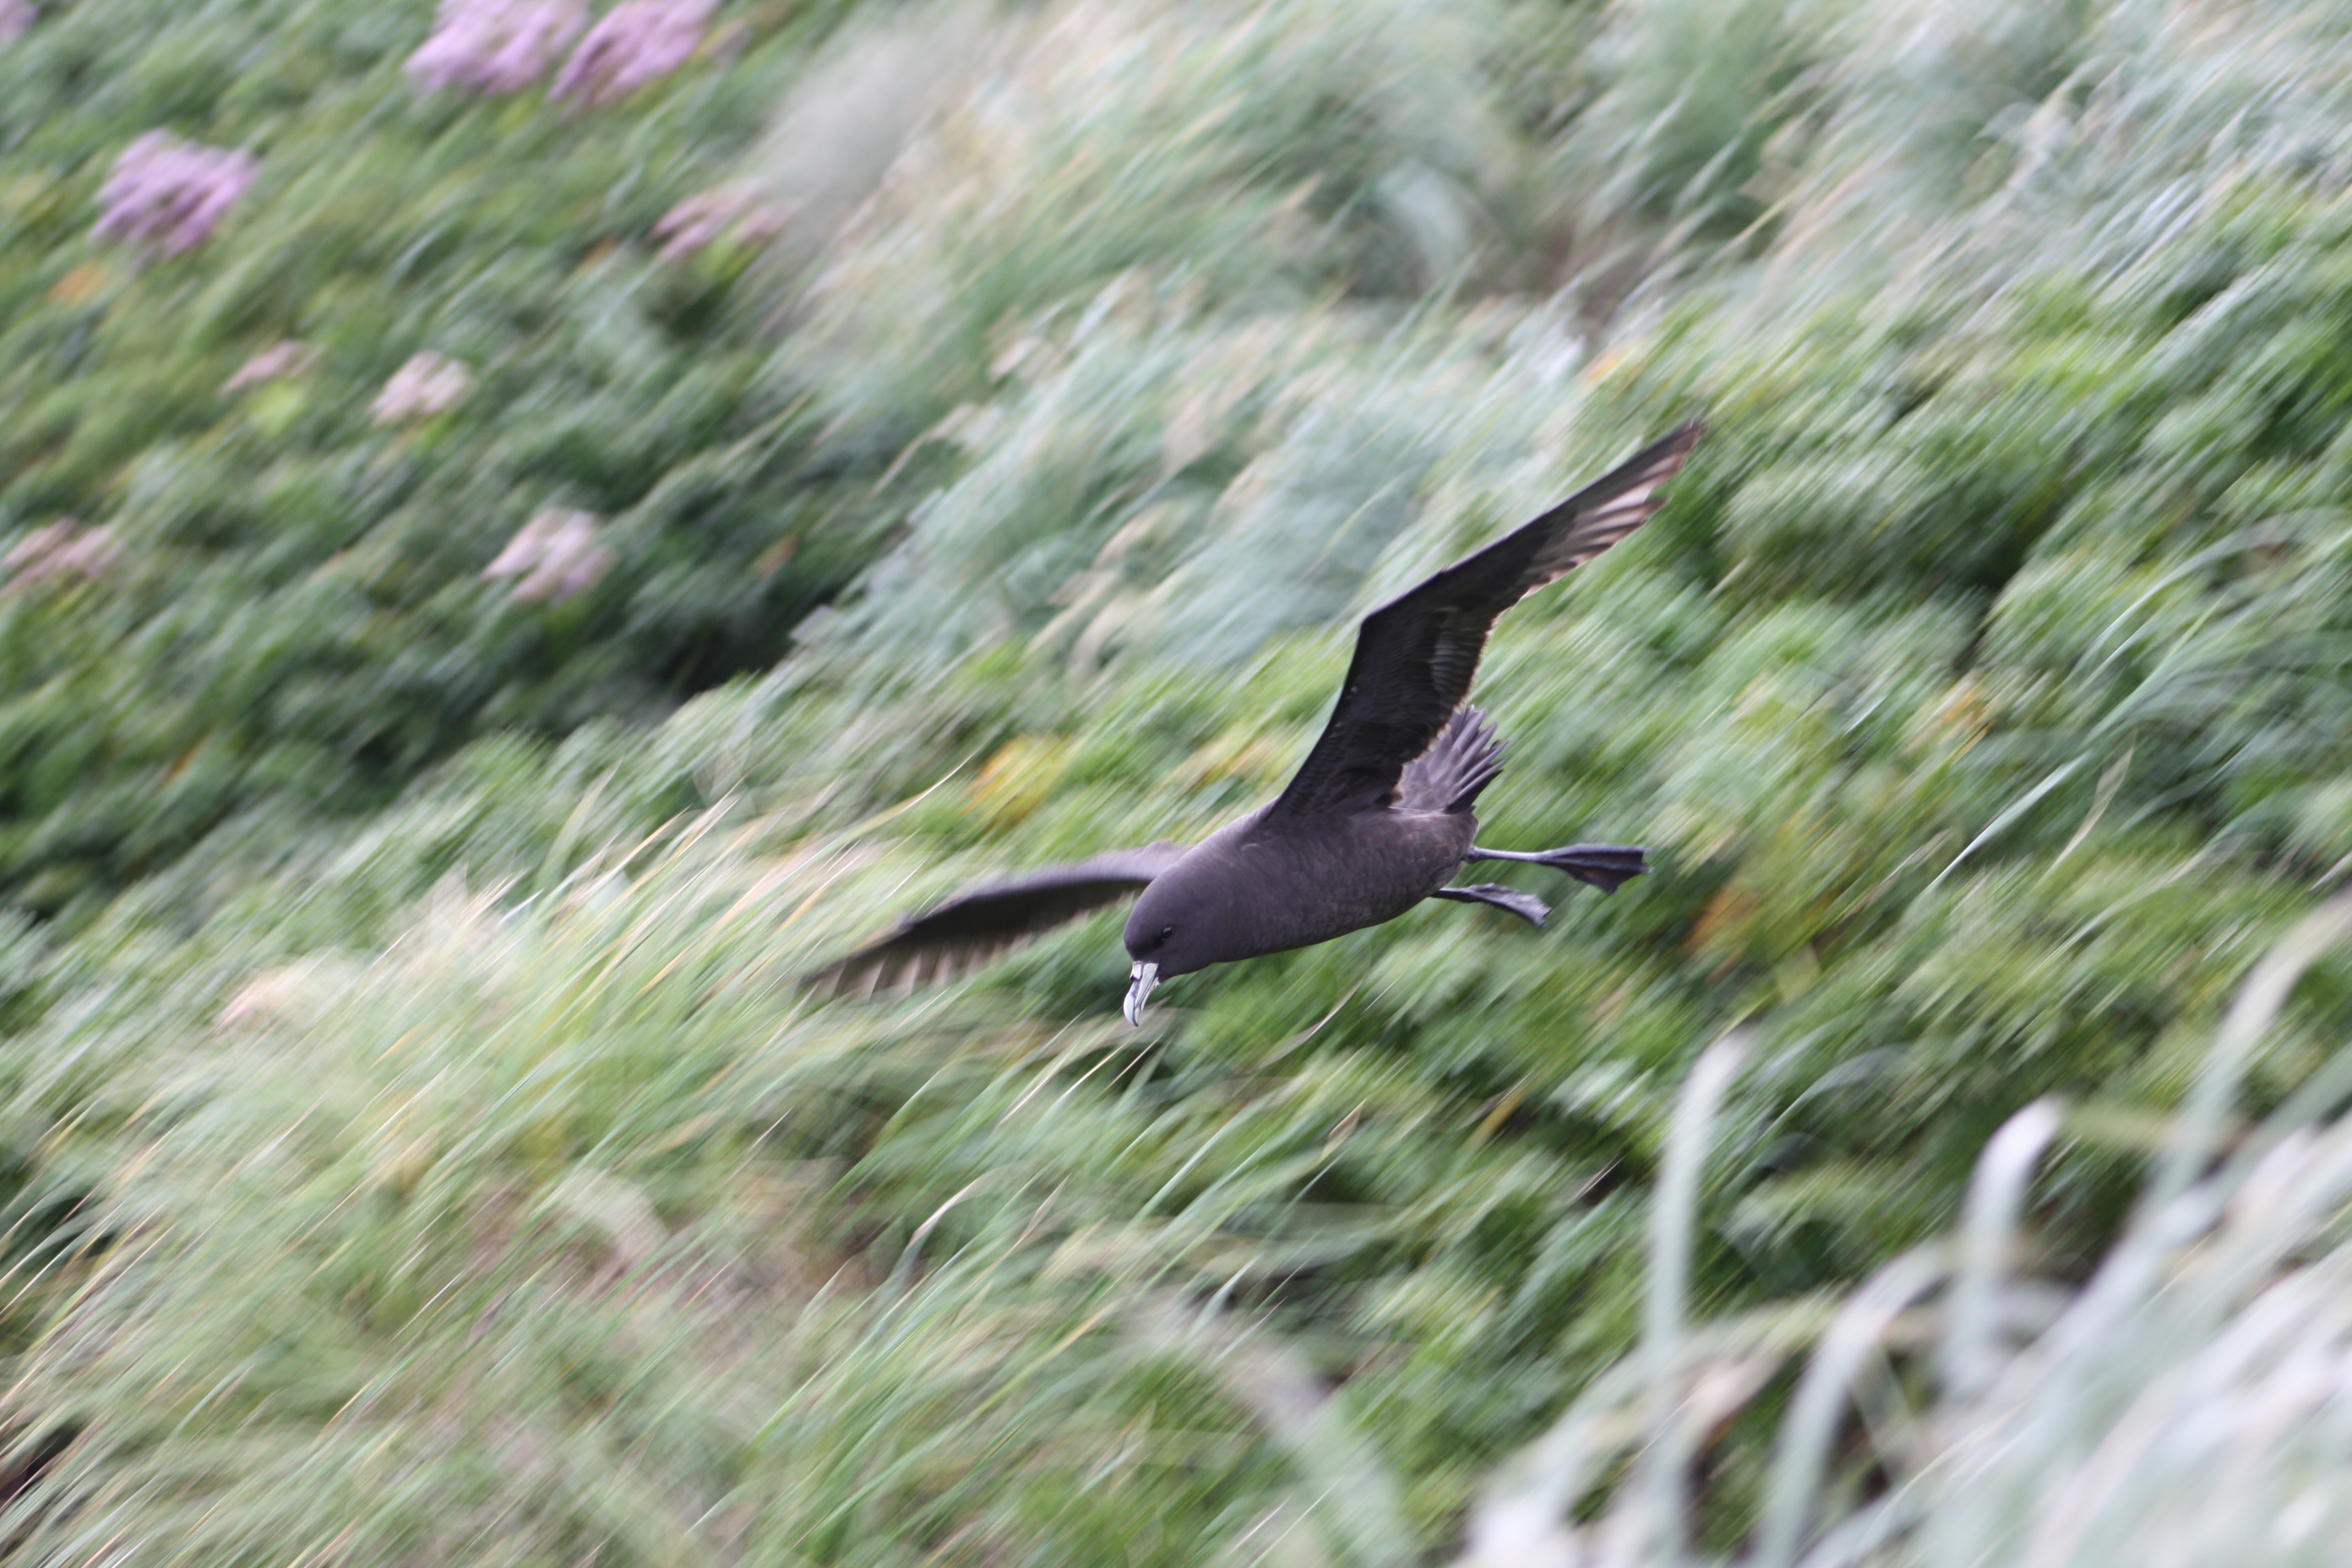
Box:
[1466,842,1648,894]
[1431,884,1551,926]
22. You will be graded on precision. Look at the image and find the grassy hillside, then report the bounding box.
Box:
[6,0,2352,1561]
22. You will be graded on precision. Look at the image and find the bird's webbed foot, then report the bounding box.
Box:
[1465,842,1648,894]
[1432,883,1551,926]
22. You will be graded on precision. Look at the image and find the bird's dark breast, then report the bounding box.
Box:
[1225,807,1474,958]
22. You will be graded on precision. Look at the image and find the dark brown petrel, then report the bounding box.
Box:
[805,419,1704,1023]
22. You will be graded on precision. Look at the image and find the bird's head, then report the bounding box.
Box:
[1120,863,1233,1025]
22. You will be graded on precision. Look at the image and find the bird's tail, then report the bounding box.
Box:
[1400,706,1505,813]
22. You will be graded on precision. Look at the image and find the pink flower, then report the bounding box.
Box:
[5,521,124,590]
[406,0,587,94]
[0,1,37,46]
[91,132,259,255]
[223,340,320,393]
[483,510,613,603]
[651,181,790,262]
[552,0,712,108]
[369,352,477,424]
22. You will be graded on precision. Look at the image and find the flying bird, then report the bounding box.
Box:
[806,420,1705,1023]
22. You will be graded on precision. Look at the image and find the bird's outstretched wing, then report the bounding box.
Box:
[1265,420,1703,822]
[803,843,1190,996]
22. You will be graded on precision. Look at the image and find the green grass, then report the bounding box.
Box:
[7,0,2352,1560]
[1462,896,2352,1568]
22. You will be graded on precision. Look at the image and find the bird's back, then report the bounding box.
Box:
[1221,804,1473,959]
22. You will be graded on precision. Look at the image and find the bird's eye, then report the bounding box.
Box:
[1159,925,1175,940]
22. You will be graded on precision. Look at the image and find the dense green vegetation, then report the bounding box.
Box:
[6,0,2352,1561]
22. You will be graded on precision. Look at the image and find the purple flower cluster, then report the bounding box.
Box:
[405,0,586,95]
[6,521,124,590]
[483,510,613,604]
[0,1,36,47]
[652,181,790,262]
[370,352,477,424]
[223,340,320,394]
[91,133,259,256]
[552,0,712,107]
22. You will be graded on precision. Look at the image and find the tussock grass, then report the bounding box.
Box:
[777,0,1520,427]
[0,813,1320,1562]
[12,0,2352,1559]
[1462,896,2352,1567]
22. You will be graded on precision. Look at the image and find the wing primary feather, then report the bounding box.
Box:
[1266,420,1702,822]
[801,842,1190,996]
